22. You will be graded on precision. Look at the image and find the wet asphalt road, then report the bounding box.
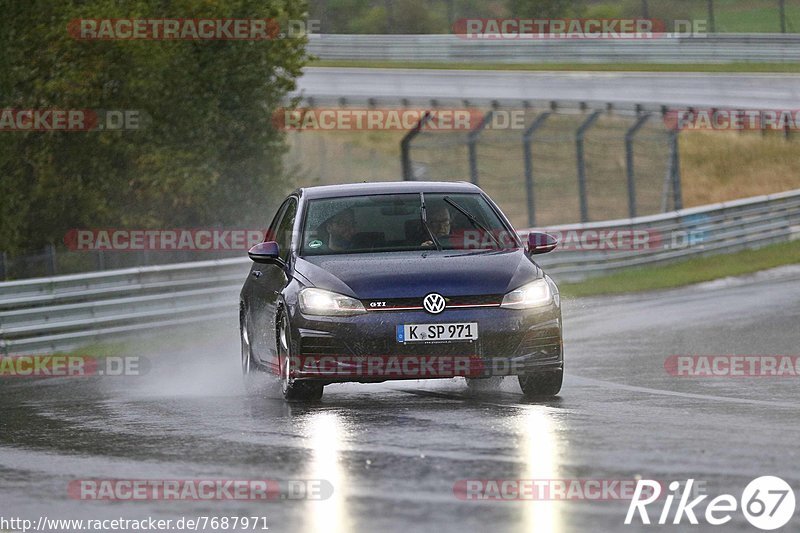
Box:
[294,67,800,109]
[1,267,799,533]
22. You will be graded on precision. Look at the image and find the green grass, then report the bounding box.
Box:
[559,239,800,298]
[311,59,800,73]
[683,0,800,33]
[55,341,132,358]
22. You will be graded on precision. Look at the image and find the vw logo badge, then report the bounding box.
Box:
[423,293,446,314]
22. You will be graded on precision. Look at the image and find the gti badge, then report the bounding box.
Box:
[423,293,446,314]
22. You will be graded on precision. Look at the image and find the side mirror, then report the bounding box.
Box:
[527,232,558,255]
[248,241,282,264]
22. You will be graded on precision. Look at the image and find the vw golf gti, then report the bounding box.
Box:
[239,181,563,401]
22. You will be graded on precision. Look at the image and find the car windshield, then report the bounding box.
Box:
[300,192,518,255]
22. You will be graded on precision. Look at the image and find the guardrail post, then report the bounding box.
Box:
[401,111,433,181]
[0,251,6,281]
[522,112,551,227]
[641,0,649,18]
[625,113,651,219]
[468,111,494,186]
[576,110,602,223]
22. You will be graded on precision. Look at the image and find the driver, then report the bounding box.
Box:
[422,205,453,248]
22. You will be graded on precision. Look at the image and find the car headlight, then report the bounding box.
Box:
[500,279,553,309]
[298,288,366,316]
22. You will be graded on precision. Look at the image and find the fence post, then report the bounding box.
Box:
[522,112,551,227]
[468,111,494,186]
[317,135,328,182]
[779,0,787,33]
[576,110,602,223]
[670,130,683,210]
[707,0,716,32]
[401,111,433,181]
[625,113,651,219]
[46,243,57,276]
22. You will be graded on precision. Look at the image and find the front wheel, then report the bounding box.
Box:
[241,310,268,394]
[279,314,324,402]
[518,368,563,398]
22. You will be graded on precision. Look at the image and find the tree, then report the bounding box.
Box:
[505,0,580,18]
[0,0,308,254]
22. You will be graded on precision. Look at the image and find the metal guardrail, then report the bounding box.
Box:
[0,259,250,355]
[530,189,800,281]
[1,189,798,355]
[308,33,800,64]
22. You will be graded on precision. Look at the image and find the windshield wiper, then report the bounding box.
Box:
[443,196,502,248]
[420,193,441,250]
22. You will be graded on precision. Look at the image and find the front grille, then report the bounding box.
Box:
[301,335,477,358]
[364,294,503,311]
[384,340,478,357]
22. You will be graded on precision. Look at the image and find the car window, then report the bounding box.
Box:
[274,198,297,261]
[300,193,518,255]
[267,199,290,241]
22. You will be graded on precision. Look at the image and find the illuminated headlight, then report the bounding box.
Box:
[299,288,366,316]
[500,279,553,309]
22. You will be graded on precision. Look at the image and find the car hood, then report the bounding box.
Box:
[293,249,542,299]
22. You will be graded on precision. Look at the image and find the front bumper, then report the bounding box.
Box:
[287,304,563,383]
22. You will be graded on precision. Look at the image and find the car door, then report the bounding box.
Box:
[247,197,297,368]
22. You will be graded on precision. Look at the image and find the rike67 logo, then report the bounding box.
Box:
[626,477,796,530]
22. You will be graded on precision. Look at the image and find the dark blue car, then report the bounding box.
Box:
[239,181,562,401]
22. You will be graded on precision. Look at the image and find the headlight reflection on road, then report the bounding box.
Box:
[519,406,563,533]
[303,411,350,533]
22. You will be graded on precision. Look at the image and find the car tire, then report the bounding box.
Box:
[518,368,563,398]
[465,376,503,391]
[278,313,324,402]
[240,309,265,393]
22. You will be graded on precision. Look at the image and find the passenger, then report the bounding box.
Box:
[323,208,356,252]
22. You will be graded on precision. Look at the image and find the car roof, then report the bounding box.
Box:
[295,181,482,200]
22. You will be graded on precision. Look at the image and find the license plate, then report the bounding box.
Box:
[396,323,478,343]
